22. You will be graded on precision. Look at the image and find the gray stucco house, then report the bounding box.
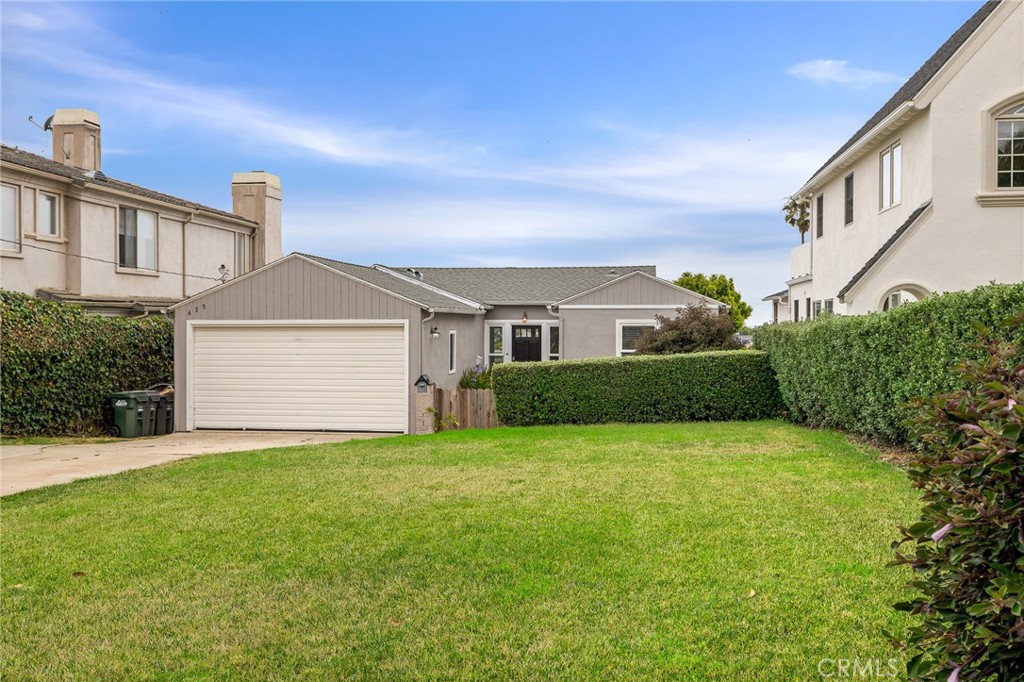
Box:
[172,252,726,434]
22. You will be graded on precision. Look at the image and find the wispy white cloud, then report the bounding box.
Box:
[495,123,840,211]
[2,5,462,168]
[787,59,904,88]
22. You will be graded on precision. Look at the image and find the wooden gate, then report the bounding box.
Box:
[434,388,498,430]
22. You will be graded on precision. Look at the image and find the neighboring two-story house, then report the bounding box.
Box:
[1,109,283,315]
[765,0,1024,322]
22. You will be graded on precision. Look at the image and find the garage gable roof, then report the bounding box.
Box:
[303,254,485,314]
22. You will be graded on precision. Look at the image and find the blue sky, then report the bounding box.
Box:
[1,1,982,323]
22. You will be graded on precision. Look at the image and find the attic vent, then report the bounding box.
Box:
[84,169,107,181]
[406,268,423,279]
[607,269,618,277]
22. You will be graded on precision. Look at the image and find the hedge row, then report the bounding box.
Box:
[1,290,174,435]
[753,282,1024,444]
[492,350,784,426]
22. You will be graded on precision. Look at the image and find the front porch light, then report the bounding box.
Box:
[521,312,528,323]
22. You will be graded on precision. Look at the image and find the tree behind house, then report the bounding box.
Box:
[673,272,752,328]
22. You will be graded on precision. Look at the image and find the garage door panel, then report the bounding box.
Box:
[192,325,407,432]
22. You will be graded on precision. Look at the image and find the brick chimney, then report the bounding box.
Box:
[231,171,283,266]
[50,109,101,172]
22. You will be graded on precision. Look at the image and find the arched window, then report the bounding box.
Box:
[996,102,1024,189]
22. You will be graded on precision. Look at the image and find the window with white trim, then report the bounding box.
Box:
[813,300,822,319]
[234,232,252,277]
[118,207,158,270]
[824,299,834,314]
[815,193,824,238]
[996,103,1024,189]
[487,325,504,365]
[618,321,655,356]
[1,184,19,252]
[844,173,854,225]
[448,330,457,374]
[37,192,58,237]
[879,141,901,209]
[549,325,560,360]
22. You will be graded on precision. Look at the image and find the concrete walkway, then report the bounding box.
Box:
[1,431,388,496]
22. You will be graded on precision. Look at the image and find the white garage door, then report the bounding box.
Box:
[191,323,407,432]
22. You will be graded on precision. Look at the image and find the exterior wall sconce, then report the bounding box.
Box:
[521,312,529,323]
[430,326,440,339]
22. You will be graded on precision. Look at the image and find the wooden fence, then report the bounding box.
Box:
[434,387,498,431]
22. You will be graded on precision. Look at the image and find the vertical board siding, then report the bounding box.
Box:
[173,255,429,430]
[565,273,708,307]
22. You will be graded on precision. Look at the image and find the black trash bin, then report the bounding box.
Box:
[148,384,175,435]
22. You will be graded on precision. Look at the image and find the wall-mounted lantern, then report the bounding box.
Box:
[414,374,434,393]
[430,326,440,339]
[521,311,529,323]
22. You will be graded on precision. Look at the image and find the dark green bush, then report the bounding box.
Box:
[754,283,1024,444]
[893,328,1024,682]
[1,290,173,435]
[492,350,783,426]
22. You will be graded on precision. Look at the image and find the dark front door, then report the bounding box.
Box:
[511,325,542,361]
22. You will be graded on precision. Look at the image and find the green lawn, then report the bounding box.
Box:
[1,422,919,680]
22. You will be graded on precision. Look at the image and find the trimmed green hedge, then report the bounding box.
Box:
[1,290,173,436]
[492,350,784,426]
[753,282,1024,445]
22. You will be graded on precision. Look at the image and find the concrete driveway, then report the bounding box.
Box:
[1,431,389,496]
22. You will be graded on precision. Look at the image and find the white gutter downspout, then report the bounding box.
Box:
[421,310,435,380]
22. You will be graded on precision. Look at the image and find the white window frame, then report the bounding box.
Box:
[824,299,834,314]
[995,102,1024,190]
[844,173,854,226]
[233,232,252,278]
[548,324,560,360]
[616,319,657,357]
[36,191,60,238]
[484,320,560,365]
[448,330,457,374]
[1,183,20,253]
[118,206,159,271]
[879,141,902,211]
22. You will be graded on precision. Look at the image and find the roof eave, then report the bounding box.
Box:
[797,102,919,196]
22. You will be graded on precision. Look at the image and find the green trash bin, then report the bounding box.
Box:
[109,390,151,438]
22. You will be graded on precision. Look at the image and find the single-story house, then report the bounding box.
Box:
[171,253,727,434]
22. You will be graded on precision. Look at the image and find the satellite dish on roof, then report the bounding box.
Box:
[43,115,54,132]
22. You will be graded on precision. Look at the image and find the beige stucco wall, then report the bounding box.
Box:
[172,255,434,432]
[789,0,1024,315]
[0,165,257,304]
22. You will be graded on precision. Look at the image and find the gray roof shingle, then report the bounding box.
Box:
[394,265,657,305]
[1,145,257,225]
[806,1,1001,186]
[300,254,484,314]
